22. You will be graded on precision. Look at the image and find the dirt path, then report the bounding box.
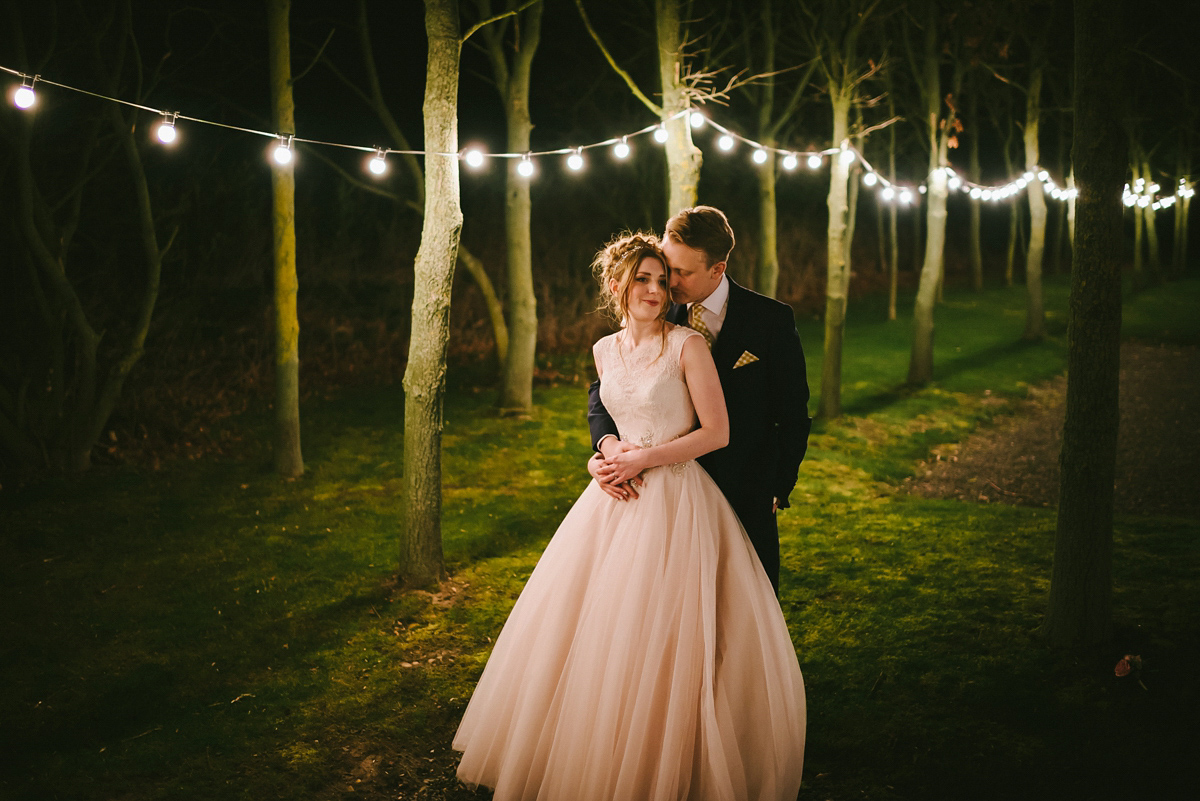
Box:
[906,343,1200,519]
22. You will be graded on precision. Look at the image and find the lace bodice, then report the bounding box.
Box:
[595,325,703,451]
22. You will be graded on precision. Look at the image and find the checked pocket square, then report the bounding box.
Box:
[733,350,759,368]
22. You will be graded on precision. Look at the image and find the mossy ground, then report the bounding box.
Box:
[2,279,1197,799]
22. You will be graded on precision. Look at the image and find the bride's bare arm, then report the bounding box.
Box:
[604,335,728,475]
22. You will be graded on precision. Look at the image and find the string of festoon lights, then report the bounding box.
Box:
[5,64,1194,212]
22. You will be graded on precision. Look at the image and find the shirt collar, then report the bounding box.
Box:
[692,274,730,316]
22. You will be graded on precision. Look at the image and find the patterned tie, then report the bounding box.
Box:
[688,303,714,350]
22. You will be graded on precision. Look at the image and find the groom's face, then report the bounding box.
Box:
[663,235,726,306]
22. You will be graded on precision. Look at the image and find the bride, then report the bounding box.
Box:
[453,232,806,800]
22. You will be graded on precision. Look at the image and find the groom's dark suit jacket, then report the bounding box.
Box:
[588,278,811,589]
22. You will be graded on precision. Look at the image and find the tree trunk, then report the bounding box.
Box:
[756,149,780,297]
[1023,63,1047,340]
[487,1,543,417]
[1043,0,1126,648]
[1050,113,1069,275]
[401,0,462,587]
[1131,154,1144,285]
[754,0,780,298]
[1181,193,1192,274]
[267,0,304,477]
[909,165,949,385]
[876,194,887,275]
[656,0,702,214]
[1002,125,1018,287]
[968,82,984,291]
[818,93,853,419]
[907,3,949,387]
[887,86,900,321]
[1141,159,1161,283]
[1067,167,1077,251]
[1172,169,1185,278]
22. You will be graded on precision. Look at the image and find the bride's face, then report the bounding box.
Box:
[616,256,668,323]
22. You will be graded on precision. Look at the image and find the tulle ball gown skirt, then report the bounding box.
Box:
[453,461,806,801]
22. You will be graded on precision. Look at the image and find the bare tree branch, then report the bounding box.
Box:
[293,28,335,84]
[461,0,540,45]
[573,0,661,115]
[854,114,901,139]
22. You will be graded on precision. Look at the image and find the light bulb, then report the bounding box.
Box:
[918,185,927,194]
[464,149,485,168]
[752,148,768,164]
[14,84,35,109]
[807,154,822,170]
[899,189,914,204]
[1148,182,1160,194]
[718,135,734,151]
[863,172,878,187]
[1123,194,1137,207]
[567,150,584,171]
[881,186,895,201]
[1037,169,1049,181]
[1016,177,1028,189]
[782,153,798,171]
[156,113,177,144]
[368,149,388,175]
[1023,171,1034,182]
[970,187,983,200]
[653,125,668,144]
[272,136,294,165]
[517,155,534,177]
[613,138,630,160]
[982,189,993,201]
[689,112,705,128]
[947,176,961,191]
[840,149,856,166]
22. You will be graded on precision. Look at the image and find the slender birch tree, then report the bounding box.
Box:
[800,0,882,418]
[479,0,544,417]
[267,0,304,477]
[400,0,464,587]
[742,0,815,297]
[906,0,962,386]
[1021,54,1048,339]
[967,73,985,291]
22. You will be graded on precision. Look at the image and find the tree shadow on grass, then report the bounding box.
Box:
[838,337,1056,418]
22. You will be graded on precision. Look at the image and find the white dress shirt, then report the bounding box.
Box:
[687,274,730,340]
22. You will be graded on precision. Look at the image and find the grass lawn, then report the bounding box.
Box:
[2,278,1198,800]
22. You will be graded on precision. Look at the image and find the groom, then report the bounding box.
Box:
[587,205,811,591]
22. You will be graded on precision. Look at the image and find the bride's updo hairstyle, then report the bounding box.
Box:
[592,231,668,326]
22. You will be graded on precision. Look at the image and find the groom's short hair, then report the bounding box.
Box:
[665,206,735,267]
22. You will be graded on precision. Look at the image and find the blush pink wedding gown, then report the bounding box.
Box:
[454,326,806,801]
